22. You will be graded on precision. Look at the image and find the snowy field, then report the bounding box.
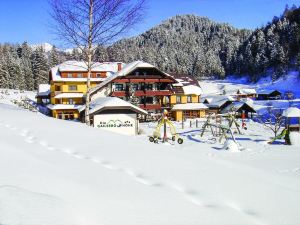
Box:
[200,72,300,113]
[200,72,300,97]
[0,79,300,225]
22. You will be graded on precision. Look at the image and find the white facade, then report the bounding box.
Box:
[93,113,138,136]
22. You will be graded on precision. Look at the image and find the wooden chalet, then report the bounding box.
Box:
[221,102,256,118]
[90,61,177,113]
[257,90,282,100]
[236,89,257,100]
[201,95,234,114]
[168,73,206,121]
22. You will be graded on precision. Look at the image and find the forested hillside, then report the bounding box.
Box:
[0,5,299,90]
[107,15,251,78]
[231,5,300,81]
[106,5,300,81]
[0,43,63,90]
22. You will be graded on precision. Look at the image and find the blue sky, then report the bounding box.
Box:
[0,0,299,47]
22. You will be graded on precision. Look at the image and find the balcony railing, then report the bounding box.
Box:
[139,104,162,110]
[111,89,172,97]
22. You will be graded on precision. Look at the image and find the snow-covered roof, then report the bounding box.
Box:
[182,85,203,95]
[258,90,281,95]
[37,84,50,97]
[282,107,300,118]
[237,89,257,95]
[171,103,208,111]
[54,93,84,99]
[80,97,148,115]
[90,61,175,95]
[221,102,256,114]
[47,104,83,110]
[202,95,234,108]
[51,61,124,82]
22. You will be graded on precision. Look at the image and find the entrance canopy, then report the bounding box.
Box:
[81,97,148,115]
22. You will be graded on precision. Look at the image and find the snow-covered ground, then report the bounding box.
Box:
[0,88,300,225]
[200,72,300,97]
[200,72,300,114]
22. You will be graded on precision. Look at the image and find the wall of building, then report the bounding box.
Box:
[172,109,206,121]
[170,94,200,105]
[52,109,80,119]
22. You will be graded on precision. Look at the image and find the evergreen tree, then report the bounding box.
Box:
[32,47,49,89]
[50,46,59,67]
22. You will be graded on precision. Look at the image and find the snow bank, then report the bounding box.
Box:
[223,140,240,152]
[290,132,300,147]
[1,100,300,225]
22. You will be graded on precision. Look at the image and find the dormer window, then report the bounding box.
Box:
[135,71,139,76]
[67,73,72,78]
[77,73,83,78]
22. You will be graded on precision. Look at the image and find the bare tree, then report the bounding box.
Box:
[258,106,285,139]
[50,0,146,125]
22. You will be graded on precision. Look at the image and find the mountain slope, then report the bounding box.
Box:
[107,15,251,78]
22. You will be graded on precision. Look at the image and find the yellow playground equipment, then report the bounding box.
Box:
[149,110,183,144]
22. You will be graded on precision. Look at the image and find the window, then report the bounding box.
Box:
[176,96,181,103]
[77,73,83,78]
[68,85,77,91]
[146,84,153,90]
[96,72,106,78]
[133,84,139,91]
[187,95,192,103]
[115,84,124,91]
[69,99,74,104]
[55,86,61,91]
[67,73,72,78]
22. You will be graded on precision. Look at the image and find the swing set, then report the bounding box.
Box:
[200,113,241,143]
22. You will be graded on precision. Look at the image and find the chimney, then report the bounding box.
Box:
[117,62,122,72]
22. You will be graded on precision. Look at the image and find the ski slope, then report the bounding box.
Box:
[0,98,300,225]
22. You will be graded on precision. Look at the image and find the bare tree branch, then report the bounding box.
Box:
[49,0,146,125]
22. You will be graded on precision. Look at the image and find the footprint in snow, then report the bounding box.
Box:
[38,140,48,147]
[19,129,29,137]
[90,158,101,164]
[24,136,36,144]
[47,146,56,151]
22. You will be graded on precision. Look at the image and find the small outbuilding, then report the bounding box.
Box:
[236,89,257,100]
[202,95,234,114]
[257,90,282,100]
[36,84,50,105]
[221,102,256,118]
[283,107,300,132]
[81,97,148,136]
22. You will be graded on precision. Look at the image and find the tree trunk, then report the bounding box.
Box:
[85,0,94,126]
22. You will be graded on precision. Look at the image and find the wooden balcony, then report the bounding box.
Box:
[139,104,162,110]
[111,91,126,97]
[111,90,172,97]
[145,90,172,96]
